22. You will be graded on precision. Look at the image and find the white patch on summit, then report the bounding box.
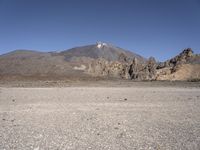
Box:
[97,42,107,49]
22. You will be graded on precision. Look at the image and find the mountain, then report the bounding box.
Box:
[0,42,146,79]
[59,42,145,63]
[0,44,199,81]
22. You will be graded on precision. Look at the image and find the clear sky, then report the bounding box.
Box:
[0,0,200,61]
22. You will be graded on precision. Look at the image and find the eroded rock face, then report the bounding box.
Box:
[87,48,199,81]
[129,58,139,79]
[88,58,130,79]
[87,56,157,80]
[156,48,200,80]
[128,57,157,80]
[157,48,194,70]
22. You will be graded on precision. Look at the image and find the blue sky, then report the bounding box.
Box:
[0,0,200,61]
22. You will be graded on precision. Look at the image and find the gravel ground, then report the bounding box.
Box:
[0,87,200,150]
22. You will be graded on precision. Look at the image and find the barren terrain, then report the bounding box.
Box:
[0,83,200,150]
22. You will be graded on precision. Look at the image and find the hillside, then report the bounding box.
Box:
[0,50,72,76]
[0,43,146,79]
[59,42,145,63]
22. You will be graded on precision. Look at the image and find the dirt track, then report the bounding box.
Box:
[0,86,200,149]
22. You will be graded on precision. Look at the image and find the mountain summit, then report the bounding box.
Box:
[96,42,108,49]
[59,42,145,62]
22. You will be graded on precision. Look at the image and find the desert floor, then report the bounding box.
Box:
[0,83,200,149]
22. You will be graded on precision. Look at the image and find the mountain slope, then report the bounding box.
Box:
[0,43,146,78]
[59,42,146,62]
[0,50,73,76]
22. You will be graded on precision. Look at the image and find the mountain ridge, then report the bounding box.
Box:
[0,43,199,81]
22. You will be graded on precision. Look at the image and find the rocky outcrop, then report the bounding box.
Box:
[128,57,157,80]
[157,48,194,69]
[156,48,200,80]
[88,58,130,79]
[144,57,157,80]
[87,48,200,81]
[87,56,157,80]
[156,64,200,81]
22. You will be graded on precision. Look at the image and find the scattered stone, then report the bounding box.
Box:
[87,117,93,121]
[34,147,40,150]
[117,132,124,139]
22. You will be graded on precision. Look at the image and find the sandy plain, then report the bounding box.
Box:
[0,82,200,150]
